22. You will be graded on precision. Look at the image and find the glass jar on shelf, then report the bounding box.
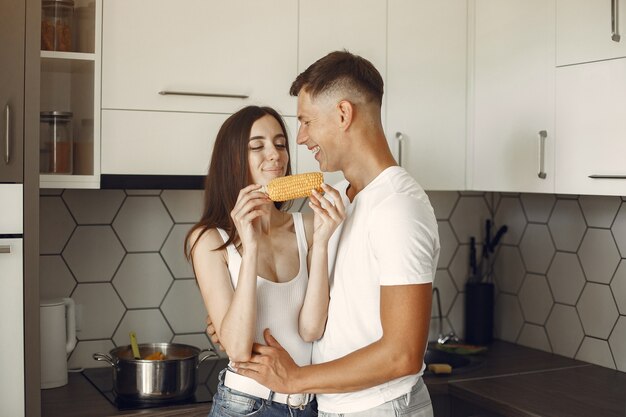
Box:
[40,111,74,175]
[73,118,94,175]
[41,0,75,52]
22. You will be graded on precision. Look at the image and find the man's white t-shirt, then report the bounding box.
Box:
[313,166,440,414]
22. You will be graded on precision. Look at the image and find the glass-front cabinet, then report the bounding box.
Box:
[40,0,100,188]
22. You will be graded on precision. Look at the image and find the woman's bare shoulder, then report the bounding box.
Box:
[189,227,227,256]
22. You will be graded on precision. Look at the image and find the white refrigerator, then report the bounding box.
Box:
[0,184,24,416]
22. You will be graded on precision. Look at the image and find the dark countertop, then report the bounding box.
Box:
[42,341,625,417]
[448,365,626,417]
[423,340,626,417]
[422,340,588,395]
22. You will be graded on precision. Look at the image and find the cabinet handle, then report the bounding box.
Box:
[0,245,11,254]
[588,175,626,179]
[395,132,404,167]
[612,0,621,42]
[158,90,249,99]
[3,104,9,164]
[537,130,547,179]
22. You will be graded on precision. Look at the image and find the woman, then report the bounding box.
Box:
[186,106,344,417]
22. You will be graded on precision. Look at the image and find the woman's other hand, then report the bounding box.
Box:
[230,184,272,248]
[309,183,346,245]
[205,316,224,351]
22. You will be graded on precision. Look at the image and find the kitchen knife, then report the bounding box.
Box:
[490,225,509,252]
[470,236,477,278]
[484,219,492,255]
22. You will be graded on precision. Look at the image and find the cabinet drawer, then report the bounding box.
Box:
[0,184,23,234]
[0,184,24,235]
[556,58,626,196]
[102,0,297,115]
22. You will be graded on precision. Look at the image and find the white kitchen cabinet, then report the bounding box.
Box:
[102,0,298,116]
[298,0,386,80]
[101,110,228,176]
[297,0,387,187]
[0,238,24,415]
[0,185,24,416]
[470,0,555,193]
[40,0,101,189]
[555,58,626,196]
[102,112,321,181]
[387,0,467,190]
[556,0,626,67]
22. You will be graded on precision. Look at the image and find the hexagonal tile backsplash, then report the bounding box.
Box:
[39,190,626,372]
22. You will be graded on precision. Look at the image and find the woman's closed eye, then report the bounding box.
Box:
[249,139,264,151]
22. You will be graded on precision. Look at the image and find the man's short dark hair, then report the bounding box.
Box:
[289,50,384,107]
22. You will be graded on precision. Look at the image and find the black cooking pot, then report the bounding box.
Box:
[93,342,218,402]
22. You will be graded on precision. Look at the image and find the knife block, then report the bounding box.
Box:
[464,282,494,346]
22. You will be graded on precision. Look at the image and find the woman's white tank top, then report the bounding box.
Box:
[216,212,312,366]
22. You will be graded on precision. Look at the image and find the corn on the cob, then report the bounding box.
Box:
[262,172,324,202]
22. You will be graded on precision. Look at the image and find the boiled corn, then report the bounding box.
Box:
[262,172,324,202]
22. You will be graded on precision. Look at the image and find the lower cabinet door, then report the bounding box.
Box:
[0,238,24,416]
[450,395,505,417]
[101,110,229,176]
[101,111,345,186]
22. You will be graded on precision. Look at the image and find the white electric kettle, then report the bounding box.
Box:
[40,298,77,389]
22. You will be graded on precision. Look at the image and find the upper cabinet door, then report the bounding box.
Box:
[556,0,626,66]
[556,58,626,196]
[297,0,386,187]
[387,0,467,190]
[0,0,25,183]
[471,0,555,193]
[298,0,387,77]
[102,0,298,116]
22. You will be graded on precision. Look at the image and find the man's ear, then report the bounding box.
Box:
[336,100,354,131]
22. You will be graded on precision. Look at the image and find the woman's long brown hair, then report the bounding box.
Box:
[184,106,292,262]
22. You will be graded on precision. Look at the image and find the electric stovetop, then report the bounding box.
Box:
[82,357,229,411]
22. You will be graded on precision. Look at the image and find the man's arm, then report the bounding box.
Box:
[234,282,432,394]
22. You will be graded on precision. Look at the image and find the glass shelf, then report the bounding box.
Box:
[40,50,95,60]
[40,174,100,189]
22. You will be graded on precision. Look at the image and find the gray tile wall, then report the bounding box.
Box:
[428,191,626,372]
[39,190,626,372]
[39,188,221,370]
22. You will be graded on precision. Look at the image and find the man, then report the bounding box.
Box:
[227,51,440,416]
